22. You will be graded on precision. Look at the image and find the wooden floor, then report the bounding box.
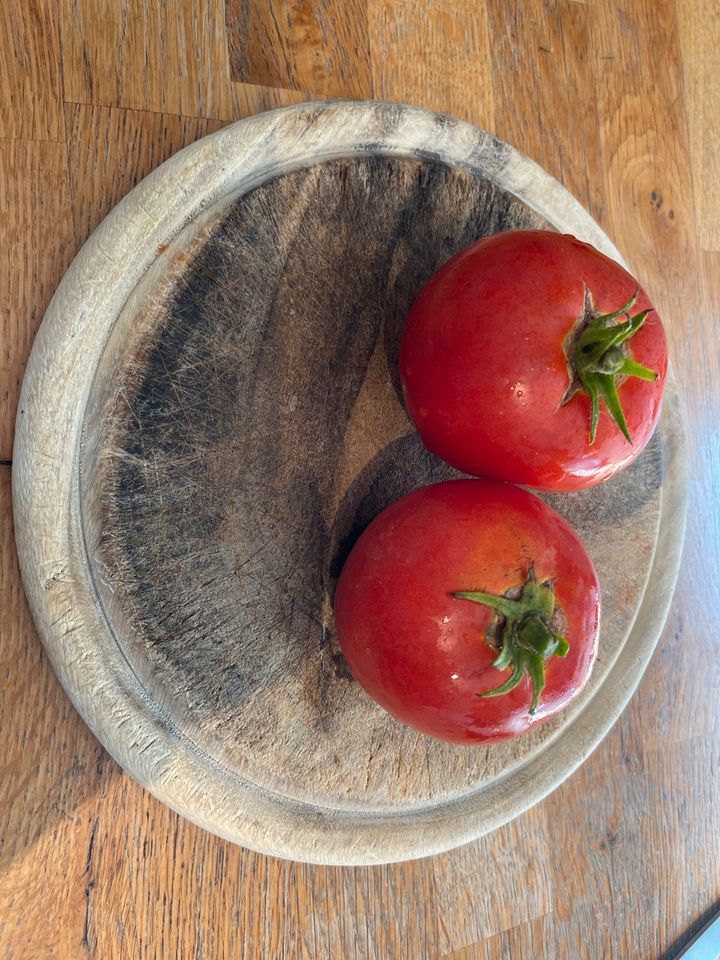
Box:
[1,2,719,958]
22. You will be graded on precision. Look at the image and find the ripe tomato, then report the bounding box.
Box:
[334,480,600,744]
[399,230,668,491]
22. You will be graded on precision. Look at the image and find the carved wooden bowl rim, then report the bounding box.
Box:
[12,100,687,864]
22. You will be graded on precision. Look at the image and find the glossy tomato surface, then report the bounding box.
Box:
[399,230,668,491]
[333,480,600,744]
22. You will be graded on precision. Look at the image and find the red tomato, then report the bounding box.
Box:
[399,230,668,491]
[334,480,600,744]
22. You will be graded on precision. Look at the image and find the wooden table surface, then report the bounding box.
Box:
[1,2,719,958]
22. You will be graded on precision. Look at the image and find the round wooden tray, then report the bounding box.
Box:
[13,101,687,865]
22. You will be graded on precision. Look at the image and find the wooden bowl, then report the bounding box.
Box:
[13,101,686,865]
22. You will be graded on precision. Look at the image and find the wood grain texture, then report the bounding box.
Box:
[368,1,495,130]
[0,471,116,960]
[75,795,553,959]
[678,0,720,251]
[486,0,603,219]
[440,917,556,960]
[0,139,75,460]
[226,0,373,98]
[546,729,720,959]
[593,1,695,290]
[64,104,227,246]
[0,0,64,140]
[59,0,305,119]
[1,0,720,956]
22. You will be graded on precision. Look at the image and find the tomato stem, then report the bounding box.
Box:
[452,565,568,715]
[560,285,658,444]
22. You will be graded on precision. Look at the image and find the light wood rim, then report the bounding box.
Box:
[12,101,687,865]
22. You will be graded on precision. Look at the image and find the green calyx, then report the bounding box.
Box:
[560,286,658,444]
[453,565,568,715]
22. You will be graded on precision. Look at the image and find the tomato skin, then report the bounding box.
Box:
[333,480,600,744]
[399,230,668,491]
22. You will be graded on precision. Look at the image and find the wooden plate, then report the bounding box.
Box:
[13,101,687,865]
